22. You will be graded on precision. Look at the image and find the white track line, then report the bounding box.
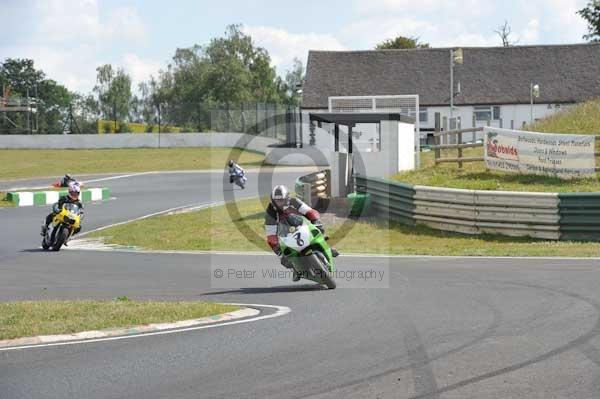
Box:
[3,172,153,192]
[0,303,291,352]
[76,201,222,238]
[65,245,600,261]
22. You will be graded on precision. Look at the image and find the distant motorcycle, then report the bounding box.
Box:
[231,171,247,189]
[42,203,82,251]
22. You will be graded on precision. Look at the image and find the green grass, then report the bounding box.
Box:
[91,197,272,252]
[525,99,600,134]
[0,300,239,341]
[0,148,264,181]
[394,150,600,192]
[91,197,600,257]
[0,193,14,207]
[396,99,600,192]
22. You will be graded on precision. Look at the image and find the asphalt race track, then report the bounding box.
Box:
[2,169,600,398]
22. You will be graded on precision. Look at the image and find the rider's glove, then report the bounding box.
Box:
[313,219,325,234]
[52,203,60,213]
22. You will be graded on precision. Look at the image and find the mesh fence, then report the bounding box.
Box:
[0,100,300,138]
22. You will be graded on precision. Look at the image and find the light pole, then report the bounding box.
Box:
[530,83,540,125]
[449,48,463,121]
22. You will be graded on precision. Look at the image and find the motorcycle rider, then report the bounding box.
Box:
[41,182,84,239]
[264,185,338,282]
[59,174,76,187]
[228,160,246,188]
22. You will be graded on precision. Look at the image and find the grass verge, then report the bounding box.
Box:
[0,300,239,341]
[0,193,14,207]
[396,99,600,192]
[91,197,600,257]
[525,99,600,134]
[0,147,264,181]
[394,148,600,192]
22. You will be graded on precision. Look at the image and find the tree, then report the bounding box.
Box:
[578,0,600,42]
[0,58,72,134]
[141,24,289,131]
[494,20,518,47]
[284,58,305,106]
[204,24,285,103]
[71,92,99,133]
[93,64,133,124]
[375,36,430,50]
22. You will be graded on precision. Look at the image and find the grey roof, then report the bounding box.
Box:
[302,43,600,108]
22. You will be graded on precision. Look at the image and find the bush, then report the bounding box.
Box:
[117,122,130,133]
[103,121,112,133]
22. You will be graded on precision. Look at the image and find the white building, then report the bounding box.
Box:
[301,43,600,144]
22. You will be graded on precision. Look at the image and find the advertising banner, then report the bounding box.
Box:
[484,127,596,179]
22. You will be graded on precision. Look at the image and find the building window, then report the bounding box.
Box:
[474,106,491,121]
[493,106,500,120]
[474,105,501,121]
[419,108,428,123]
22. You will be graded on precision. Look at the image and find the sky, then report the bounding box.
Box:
[1,0,591,94]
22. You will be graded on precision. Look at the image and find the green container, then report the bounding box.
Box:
[347,192,371,217]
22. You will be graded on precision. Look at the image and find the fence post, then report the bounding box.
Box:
[241,103,245,133]
[511,120,514,130]
[442,116,448,147]
[434,112,441,164]
[456,119,462,169]
[499,118,503,129]
[472,114,476,142]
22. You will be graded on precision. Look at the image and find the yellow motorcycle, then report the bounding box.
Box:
[42,203,82,251]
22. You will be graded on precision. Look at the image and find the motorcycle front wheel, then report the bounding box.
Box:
[314,251,336,289]
[52,226,70,251]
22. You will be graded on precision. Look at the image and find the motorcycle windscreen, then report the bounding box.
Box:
[63,203,80,214]
[278,221,311,251]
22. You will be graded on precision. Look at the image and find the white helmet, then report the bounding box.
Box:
[271,185,290,210]
[68,181,81,200]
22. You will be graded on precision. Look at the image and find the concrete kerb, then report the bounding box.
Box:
[6,187,110,207]
[0,307,259,350]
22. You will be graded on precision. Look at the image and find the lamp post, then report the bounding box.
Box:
[449,48,463,120]
[530,83,540,125]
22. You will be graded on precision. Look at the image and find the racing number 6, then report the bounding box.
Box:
[293,232,304,246]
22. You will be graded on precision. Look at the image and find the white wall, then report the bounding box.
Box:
[352,121,414,178]
[420,103,571,129]
[0,133,280,153]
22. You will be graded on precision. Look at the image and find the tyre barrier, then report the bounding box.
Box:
[355,175,600,241]
[295,170,330,210]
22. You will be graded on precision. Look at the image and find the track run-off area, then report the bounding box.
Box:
[2,168,600,399]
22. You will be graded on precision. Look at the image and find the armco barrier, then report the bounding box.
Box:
[355,175,562,240]
[295,170,330,209]
[355,176,415,225]
[558,193,600,241]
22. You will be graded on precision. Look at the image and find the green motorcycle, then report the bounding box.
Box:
[278,214,336,289]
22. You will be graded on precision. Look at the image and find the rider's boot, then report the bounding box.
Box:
[40,223,48,237]
[331,248,339,257]
[292,270,301,282]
